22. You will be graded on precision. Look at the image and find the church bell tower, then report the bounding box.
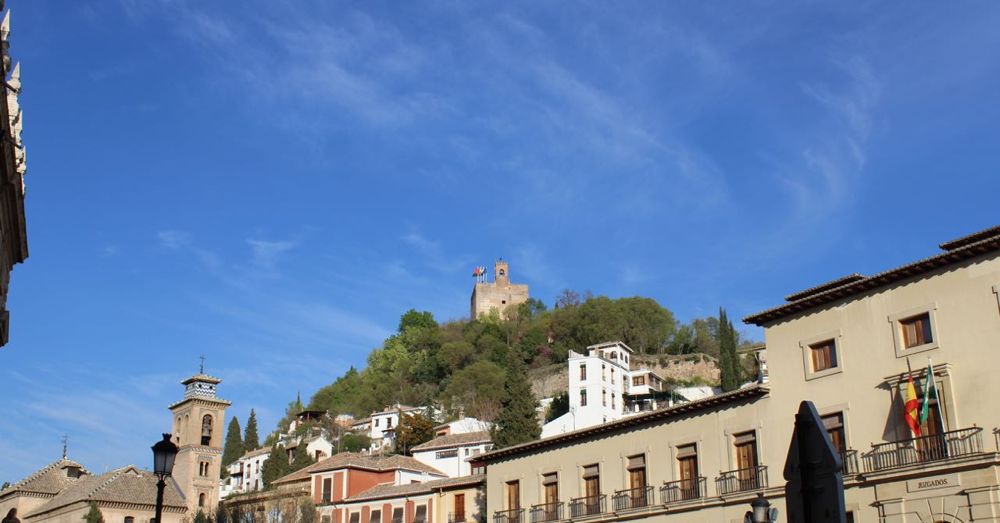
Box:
[168,369,230,515]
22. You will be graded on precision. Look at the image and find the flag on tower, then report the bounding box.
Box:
[903,373,921,437]
[920,360,938,424]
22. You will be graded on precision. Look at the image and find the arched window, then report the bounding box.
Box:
[201,415,213,445]
[198,493,206,507]
[125,517,135,523]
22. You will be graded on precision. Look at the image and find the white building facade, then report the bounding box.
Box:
[542,341,666,438]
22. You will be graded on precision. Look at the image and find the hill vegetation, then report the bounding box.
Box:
[299,292,756,438]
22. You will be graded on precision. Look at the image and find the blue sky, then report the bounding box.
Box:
[2,0,999,480]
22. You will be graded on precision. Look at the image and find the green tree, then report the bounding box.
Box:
[395,412,436,455]
[260,443,289,489]
[399,309,438,333]
[443,360,506,420]
[717,309,741,392]
[221,416,243,477]
[244,409,260,450]
[289,442,316,472]
[492,358,540,448]
[82,502,104,523]
[193,511,210,523]
[545,391,569,423]
[339,433,371,453]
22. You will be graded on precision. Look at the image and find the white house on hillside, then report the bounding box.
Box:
[541,341,667,438]
[411,431,492,478]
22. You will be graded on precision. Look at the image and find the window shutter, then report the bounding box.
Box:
[676,444,697,459]
[582,464,599,478]
[627,455,645,470]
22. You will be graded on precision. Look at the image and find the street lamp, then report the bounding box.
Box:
[743,493,773,523]
[152,434,179,523]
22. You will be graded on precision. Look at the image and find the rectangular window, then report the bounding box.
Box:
[580,390,587,407]
[322,478,332,503]
[580,364,587,380]
[370,511,381,523]
[822,413,846,454]
[506,480,520,510]
[627,454,646,489]
[375,418,380,427]
[436,449,459,459]
[676,444,699,499]
[349,513,360,523]
[901,313,933,348]
[602,390,606,406]
[414,506,427,523]
[632,376,645,386]
[542,473,558,504]
[810,340,837,372]
[582,464,600,499]
[610,393,615,410]
[392,508,404,523]
[454,493,465,522]
[734,431,758,470]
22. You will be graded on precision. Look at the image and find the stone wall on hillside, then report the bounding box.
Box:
[529,353,720,399]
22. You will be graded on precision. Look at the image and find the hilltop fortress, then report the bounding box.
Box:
[469,259,529,319]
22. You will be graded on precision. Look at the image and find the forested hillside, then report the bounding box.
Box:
[296,291,756,429]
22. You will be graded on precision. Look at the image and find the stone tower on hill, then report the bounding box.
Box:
[470,259,529,319]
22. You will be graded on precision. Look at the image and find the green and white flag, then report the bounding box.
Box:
[919,360,938,424]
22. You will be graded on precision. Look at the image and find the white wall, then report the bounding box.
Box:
[412,443,492,478]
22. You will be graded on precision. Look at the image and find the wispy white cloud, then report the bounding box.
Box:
[246,238,298,269]
[157,230,191,249]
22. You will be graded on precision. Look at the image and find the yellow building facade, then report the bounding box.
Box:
[479,225,1000,522]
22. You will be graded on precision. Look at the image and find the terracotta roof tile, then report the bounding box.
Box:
[745,226,1000,326]
[344,475,485,503]
[272,453,445,485]
[0,458,90,498]
[25,466,186,518]
[411,432,491,452]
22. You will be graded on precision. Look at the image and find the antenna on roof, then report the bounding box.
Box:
[61,434,68,459]
[199,354,206,374]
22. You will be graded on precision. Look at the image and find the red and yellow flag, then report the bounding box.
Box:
[904,374,921,437]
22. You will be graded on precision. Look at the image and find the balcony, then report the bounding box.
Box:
[841,450,859,476]
[863,427,984,472]
[660,477,706,503]
[493,509,523,523]
[529,503,563,523]
[568,495,606,518]
[715,465,768,496]
[611,486,653,511]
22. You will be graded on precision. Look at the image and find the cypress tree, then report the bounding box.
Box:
[260,443,289,489]
[221,416,243,477]
[289,442,316,472]
[718,308,741,392]
[492,358,541,448]
[244,409,260,450]
[82,502,104,523]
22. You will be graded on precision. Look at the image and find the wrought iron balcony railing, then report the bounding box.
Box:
[529,503,562,523]
[493,509,523,523]
[841,449,859,476]
[611,486,653,511]
[660,477,706,503]
[715,465,768,495]
[449,513,480,523]
[863,427,984,472]
[568,495,606,518]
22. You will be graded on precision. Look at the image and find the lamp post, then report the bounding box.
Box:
[743,493,773,523]
[152,433,179,523]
